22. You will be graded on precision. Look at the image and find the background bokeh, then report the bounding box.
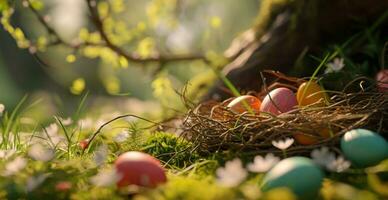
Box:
[0,0,260,114]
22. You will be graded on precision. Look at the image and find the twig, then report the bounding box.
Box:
[25,0,207,64]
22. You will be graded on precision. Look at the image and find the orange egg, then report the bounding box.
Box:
[297,82,328,107]
[293,133,319,145]
[293,128,333,145]
[227,95,261,114]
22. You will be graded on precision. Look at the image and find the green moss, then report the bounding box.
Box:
[141,132,200,168]
[134,176,236,200]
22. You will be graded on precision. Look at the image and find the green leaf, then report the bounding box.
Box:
[0,0,9,12]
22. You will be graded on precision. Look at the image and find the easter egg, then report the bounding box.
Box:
[293,133,319,145]
[260,87,298,115]
[227,95,261,114]
[261,157,323,199]
[341,129,388,167]
[79,139,89,150]
[293,128,333,145]
[376,69,388,92]
[115,151,167,187]
[297,81,328,107]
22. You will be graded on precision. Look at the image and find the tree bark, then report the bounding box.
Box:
[205,0,388,100]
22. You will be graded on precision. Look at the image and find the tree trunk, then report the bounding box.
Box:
[205,0,388,100]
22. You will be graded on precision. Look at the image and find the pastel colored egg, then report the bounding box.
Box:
[341,129,388,167]
[115,151,167,187]
[261,157,323,200]
[297,81,328,107]
[260,87,298,115]
[227,95,261,114]
[376,69,388,92]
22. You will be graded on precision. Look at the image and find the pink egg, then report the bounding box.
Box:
[260,87,298,115]
[376,69,388,92]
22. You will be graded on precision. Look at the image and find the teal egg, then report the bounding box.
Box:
[341,129,388,167]
[261,157,323,200]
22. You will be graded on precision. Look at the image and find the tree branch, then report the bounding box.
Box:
[26,0,206,64]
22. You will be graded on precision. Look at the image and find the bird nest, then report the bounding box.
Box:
[181,72,388,156]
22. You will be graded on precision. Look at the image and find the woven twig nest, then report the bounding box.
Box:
[181,72,388,156]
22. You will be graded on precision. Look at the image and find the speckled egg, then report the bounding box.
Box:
[260,87,298,115]
[261,157,323,199]
[376,69,388,92]
[341,129,388,167]
[297,81,328,107]
[227,95,261,114]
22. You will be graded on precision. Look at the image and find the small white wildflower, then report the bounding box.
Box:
[247,153,280,173]
[216,158,248,187]
[26,174,49,192]
[46,123,58,136]
[44,123,66,148]
[114,131,129,143]
[94,145,108,166]
[272,138,294,150]
[311,147,336,168]
[327,156,351,172]
[78,118,93,130]
[90,169,121,187]
[60,117,73,126]
[3,156,27,176]
[28,143,55,162]
[0,104,4,116]
[0,149,16,159]
[94,119,106,130]
[325,58,345,74]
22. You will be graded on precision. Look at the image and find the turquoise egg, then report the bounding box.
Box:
[341,129,388,167]
[261,157,323,200]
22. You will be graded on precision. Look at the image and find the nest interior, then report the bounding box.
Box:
[181,73,388,157]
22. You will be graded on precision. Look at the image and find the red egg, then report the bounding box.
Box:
[376,69,388,92]
[79,139,89,150]
[55,181,72,191]
[227,95,261,114]
[260,87,298,115]
[115,151,167,188]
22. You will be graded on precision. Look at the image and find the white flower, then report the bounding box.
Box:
[216,158,248,187]
[114,131,129,143]
[311,147,351,172]
[0,104,4,116]
[3,156,27,176]
[46,123,58,136]
[26,174,49,192]
[325,58,345,74]
[90,169,122,187]
[0,149,16,159]
[311,147,336,168]
[94,145,108,166]
[60,117,73,126]
[272,138,294,150]
[28,143,54,162]
[94,119,106,130]
[247,153,280,173]
[327,156,351,172]
[44,123,66,148]
[78,118,93,130]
